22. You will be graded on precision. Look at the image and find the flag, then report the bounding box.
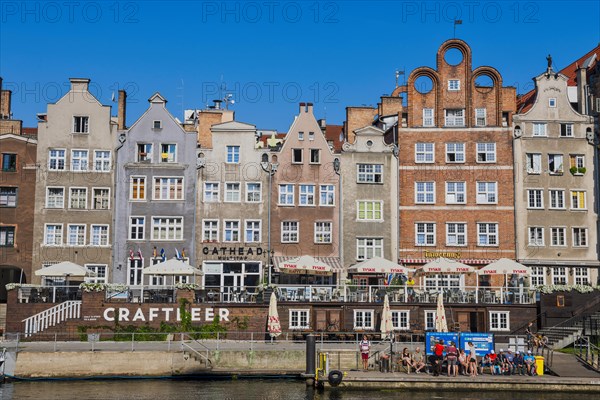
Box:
[137,248,143,259]
[175,248,181,260]
[111,91,116,102]
[129,249,134,260]
[160,248,166,262]
[153,247,157,258]
[454,19,462,25]
[181,248,186,258]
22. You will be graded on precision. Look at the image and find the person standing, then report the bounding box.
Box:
[359,335,371,371]
[525,322,534,351]
[445,341,459,377]
[433,339,445,376]
[467,341,478,376]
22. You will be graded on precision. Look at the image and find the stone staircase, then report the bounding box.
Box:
[538,310,600,349]
[182,349,213,371]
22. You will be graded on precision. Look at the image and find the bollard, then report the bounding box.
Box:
[303,334,316,385]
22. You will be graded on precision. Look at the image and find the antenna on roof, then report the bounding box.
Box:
[395,69,405,87]
[453,19,462,38]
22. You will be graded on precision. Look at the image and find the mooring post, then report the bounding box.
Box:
[302,334,316,385]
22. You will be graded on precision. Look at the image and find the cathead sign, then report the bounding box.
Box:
[426,332,494,356]
[98,307,230,323]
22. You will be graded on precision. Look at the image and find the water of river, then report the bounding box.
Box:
[1,379,597,400]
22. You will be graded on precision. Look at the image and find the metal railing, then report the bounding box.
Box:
[180,333,212,368]
[16,285,82,304]
[575,335,600,371]
[22,300,81,337]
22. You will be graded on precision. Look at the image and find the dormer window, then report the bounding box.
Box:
[73,116,89,133]
[448,79,460,91]
[153,120,162,129]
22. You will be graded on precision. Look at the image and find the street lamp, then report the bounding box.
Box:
[333,157,341,286]
[261,153,278,285]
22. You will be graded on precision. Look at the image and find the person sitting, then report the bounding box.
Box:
[433,339,445,376]
[481,351,495,374]
[513,351,525,375]
[503,350,515,375]
[523,350,536,375]
[400,347,414,373]
[411,347,426,373]
[458,349,469,375]
[494,349,505,375]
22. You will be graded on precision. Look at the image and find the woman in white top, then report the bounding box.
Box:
[467,341,478,376]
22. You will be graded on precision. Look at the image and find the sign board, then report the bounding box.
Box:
[425,332,459,355]
[459,332,495,357]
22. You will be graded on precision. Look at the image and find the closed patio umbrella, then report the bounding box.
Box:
[435,291,448,332]
[380,294,394,340]
[267,292,282,340]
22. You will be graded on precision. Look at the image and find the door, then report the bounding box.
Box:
[457,312,470,332]
[223,274,243,301]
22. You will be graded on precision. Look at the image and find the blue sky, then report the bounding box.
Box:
[1,1,599,131]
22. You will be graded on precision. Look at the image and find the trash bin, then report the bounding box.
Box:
[380,357,390,373]
[534,356,544,376]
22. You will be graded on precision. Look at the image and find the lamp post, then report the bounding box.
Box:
[333,157,341,287]
[261,153,278,285]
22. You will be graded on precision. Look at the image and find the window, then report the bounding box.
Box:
[151,217,184,240]
[153,177,184,201]
[202,220,219,242]
[278,184,294,205]
[423,108,434,127]
[292,149,302,163]
[560,123,574,137]
[533,123,547,136]
[282,221,299,243]
[223,220,240,242]
[0,187,17,207]
[130,176,146,200]
[391,311,410,330]
[445,109,465,126]
[90,225,109,246]
[299,185,315,206]
[354,310,374,330]
[552,267,567,285]
[446,223,466,246]
[357,201,383,221]
[153,120,162,129]
[477,223,498,246]
[84,265,107,284]
[67,224,86,246]
[298,131,304,141]
[73,116,89,133]
[309,131,315,141]
[527,189,543,209]
[445,182,466,204]
[137,143,152,162]
[549,98,556,108]
[356,238,383,260]
[224,182,241,202]
[549,190,565,209]
[129,217,145,240]
[246,182,261,202]
[573,228,588,247]
[44,224,63,245]
[289,309,310,329]
[531,266,545,286]
[245,220,261,243]
[46,187,65,208]
[570,155,585,174]
[1,153,17,171]
[0,226,15,247]
[548,154,564,174]
[204,182,219,202]
[71,150,88,171]
[489,311,509,331]
[160,144,176,163]
[69,188,87,209]
[226,146,240,163]
[415,182,435,204]
[320,185,335,206]
[550,227,566,246]
[528,227,544,246]
[92,188,110,210]
[574,267,590,285]
[310,149,320,164]
[424,310,437,331]
[570,191,586,209]
[476,182,497,204]
[357,164,383,183]
[415,143,434,163]
[48,149,66,171]
[415,223,436,246]
[475,108,487,126]
[94,150,111,171]
[448,79,460,91]
[315,222,332,244]
[476,143,496,163]
[128,258,143,286]
[446,143,465,163]
[526,153,542,174]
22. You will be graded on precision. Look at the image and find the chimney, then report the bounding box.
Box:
[118,90,127,130]
[576,66,588,115]
[69,77,90,91]
[306,102,314,114]
[213,100,222,110]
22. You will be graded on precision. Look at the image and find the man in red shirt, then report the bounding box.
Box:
[433,339,445,376]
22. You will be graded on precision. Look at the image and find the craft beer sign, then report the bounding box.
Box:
[101,307,230,322]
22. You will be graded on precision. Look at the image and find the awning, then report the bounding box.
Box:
[478,258,531,275]
[272,256,343,274]
[417,258,476,274]
[348,257,414,275]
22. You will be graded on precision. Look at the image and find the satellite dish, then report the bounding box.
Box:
[230,99,235,105]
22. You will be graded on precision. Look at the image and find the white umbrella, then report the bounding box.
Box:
[478,258,531,276]
[34,261,97,277]
[380,294,394,340]
[278,255,333,276]
[267,292,282,339]
[142,258,203,275]
[435,291,448,332]
[419,258,475,274]
[348,257,415,275]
